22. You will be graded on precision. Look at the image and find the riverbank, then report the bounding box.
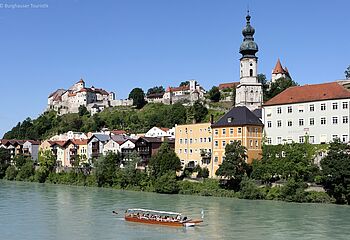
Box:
[2,170,335,204]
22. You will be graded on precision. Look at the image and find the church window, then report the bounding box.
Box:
[250,69,253,77]
[250,63,253,66]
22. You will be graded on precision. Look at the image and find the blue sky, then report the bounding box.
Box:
[0,0,349,137]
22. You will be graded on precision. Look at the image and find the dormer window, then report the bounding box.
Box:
[228,117,232,123]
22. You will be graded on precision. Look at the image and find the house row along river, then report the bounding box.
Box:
[0,180,350,240]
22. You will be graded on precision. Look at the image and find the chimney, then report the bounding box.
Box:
[210,114,214,124]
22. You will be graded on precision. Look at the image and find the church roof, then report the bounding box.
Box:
[218,82,239,90]
[211,106,263,128]
[264,82,350,106]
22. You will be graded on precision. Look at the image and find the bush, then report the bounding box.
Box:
[5,166,18,180]
[197,167,209,178]
[154,171,179,194]
[265,186,282,200]
[305,191,334,204]
[16,161,34,181]
[239,177,265,200]
[280,179,307,202]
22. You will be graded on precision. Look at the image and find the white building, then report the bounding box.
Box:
[271,59,291,82]
[47,79,132,115]
[235,14,263,111]
[144,127,175,138]
[263,81,350,145]
[50,131,88,141]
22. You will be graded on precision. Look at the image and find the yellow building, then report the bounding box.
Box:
[211,106,263,177]
[175,122,213,174]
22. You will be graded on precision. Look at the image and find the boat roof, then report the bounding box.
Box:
[126,208,182,215]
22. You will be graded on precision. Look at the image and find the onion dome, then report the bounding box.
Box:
[239,13,258,58]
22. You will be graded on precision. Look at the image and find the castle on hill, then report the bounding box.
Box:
[47,79,132,115]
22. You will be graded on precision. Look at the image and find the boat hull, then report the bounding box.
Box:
[124,216,202,227]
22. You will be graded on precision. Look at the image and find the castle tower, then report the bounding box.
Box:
[271,58,291,82]
[235,12,263,110]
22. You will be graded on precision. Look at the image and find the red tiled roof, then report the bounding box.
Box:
[50,141,67,147]
[111,130,127,135]
[71,139,88,145]
[77,78,85,84]
[264,82,350,106]
[218,82,239,90]
[166,85,190,92]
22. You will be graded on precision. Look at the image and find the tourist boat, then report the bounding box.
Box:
[123,208,203,227]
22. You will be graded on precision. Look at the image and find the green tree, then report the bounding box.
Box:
[147,86,165,96]
[208,86,221,102]
[265,77,298,101]
[0,148,10,178]
[187,101,208,123]
[168,103,187,126]
[216,141,248,190]
[78,105,90,117]
[345,65,350,79]
[148,142,182,178]
[94,151,122,187]
[36,150,56,183]
[154,171,179,194]
[13,154,30,169]
[5,166,18,180]
[321,139,350,204]
[16,160,35,181]
[129,88,146,109]
[258,73,269,102]
[179,81,190,87]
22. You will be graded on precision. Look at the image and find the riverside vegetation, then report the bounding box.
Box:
[1,139,350,204]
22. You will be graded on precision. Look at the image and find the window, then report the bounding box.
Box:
[222,129,226,135]
[222,141,226,147]
[255,140,259,147]
[277,107,282,114]
[230,128,234,135]
[277,137,282,144]
[222,156,226,162]
[238,128,242,134]
[321,117,326,125]
[309,104,315,112]
[203,138,207,142]
[288,106,292,113]
[299,136,305,143]
[267,121,272,128]
[343,102,348,109]
[267,138,272,145]
[179,149,182,154]
[230,140,234,144]
[287,120,292,127]
[277,120,282,127]
[184,139,188,144]
[250,140,253,147]
[309,136,315,144]
[299,119,304,126]
[343,116,349,124]
[309,118,315,125]
[200,138,203,143]
[298,105,304,113]
[189,138,193,144]
[214,157,218,163]
[332,117,338,124]
[255,128,258,136]
[184,149,187,154]
[342,135,349,143]
[250,69,253,77]
[214,129,218,135]
[214,141,218,148]
[189,149,193,154]
[332,135,338,141]
[321,103,326,111]
[208,137,211,142]
[332,102,338,110]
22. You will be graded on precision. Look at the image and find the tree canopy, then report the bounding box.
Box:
[179,81,190,87]
[264,77,298,101]
[345,65,350,79]
[148,142,182,178]
[216,141,249,190]
[146,86,165,96]
[321,139,350,204]
[208,86,221,102]
[129,88,146,109]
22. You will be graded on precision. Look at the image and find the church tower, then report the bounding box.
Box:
[235,12,263,110]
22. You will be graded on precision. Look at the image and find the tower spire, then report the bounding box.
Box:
[239,12,258,58]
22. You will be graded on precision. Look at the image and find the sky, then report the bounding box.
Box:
[0,0,349,137]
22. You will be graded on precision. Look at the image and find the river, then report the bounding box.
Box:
[0,181,349,240]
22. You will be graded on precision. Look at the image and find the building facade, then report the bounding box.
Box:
[235,13,263,111]
[263,81,350,145]
[175,123,212,173]
[211,106,264,177]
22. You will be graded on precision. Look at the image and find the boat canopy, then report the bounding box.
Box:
[126,208,182,216]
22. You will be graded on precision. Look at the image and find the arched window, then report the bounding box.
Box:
[250,69,253,77]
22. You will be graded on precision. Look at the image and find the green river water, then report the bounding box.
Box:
[0,181,349,240]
